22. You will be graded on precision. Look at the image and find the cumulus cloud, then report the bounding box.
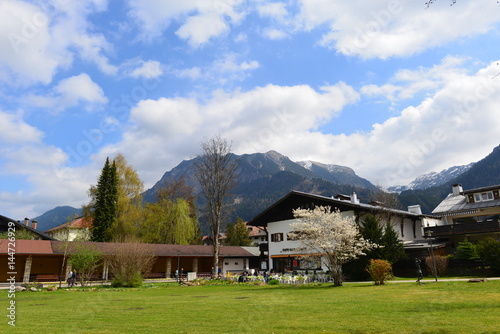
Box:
[0,110,43,144]
[101,61,500,190]
[283,61,500,187]
[0,110,97,218]
[296,0,500,58]
[128,60,164,79]
[361,56,469,103]
[0,0,116,85]
[27,73,107,112]
[103,82,359,186]
[0,0,64,84]
[127,0,245,46]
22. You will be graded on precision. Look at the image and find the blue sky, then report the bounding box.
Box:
[1,0,500,219]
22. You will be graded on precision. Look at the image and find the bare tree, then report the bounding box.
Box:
[194,135,238,278]
[107,241,156,287]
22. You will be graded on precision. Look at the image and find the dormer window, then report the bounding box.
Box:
[474,192,494,202]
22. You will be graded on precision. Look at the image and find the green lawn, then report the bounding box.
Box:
[1,281,499,334]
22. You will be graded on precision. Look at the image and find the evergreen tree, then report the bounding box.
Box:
[380,222,407,263]
[360,215,384,259]
[225,217,252,246]
[91,157,118,242]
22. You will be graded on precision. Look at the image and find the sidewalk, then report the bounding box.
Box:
[1,277,499,289]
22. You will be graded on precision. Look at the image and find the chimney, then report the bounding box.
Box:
[351,192,359,204]
[452,183,463,196]
[407,205,422,215]
[31,220,38,230]
[24,217,29,226]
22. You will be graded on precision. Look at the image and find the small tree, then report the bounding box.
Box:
[477,238,500,274]
[69,244,102,287]
[425,255,448,277]
[292,206,377,286]
[225,218,252,246]
[455,238,479,260]
[366,259,393,285]
[108,241,156,287]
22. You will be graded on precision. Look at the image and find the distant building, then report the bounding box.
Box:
[425,183,500,253]
[44,216,92,241]
[0,215,54,240]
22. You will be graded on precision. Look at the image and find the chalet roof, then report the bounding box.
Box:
[432,185,500,216]
[0,239,55,254]
[0,239,258,258]
[45,216,92,233]
[248,190,439,227]
[461,184,500,195]
[0,214,55,240]
[49,241,256,257]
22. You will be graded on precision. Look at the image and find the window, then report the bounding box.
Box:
[286,231,299,241]
[474,192,493,202]
[270,233,284,242]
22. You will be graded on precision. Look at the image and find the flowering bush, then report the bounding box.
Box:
[366,259,392,285]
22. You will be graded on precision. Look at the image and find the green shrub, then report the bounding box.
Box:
[477,238,500,273]
[366,259,392,285]
[456,238,479,260]
[267,279,280,285]
[112,272,143,288]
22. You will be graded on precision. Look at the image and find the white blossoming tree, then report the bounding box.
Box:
[292,206,377,286]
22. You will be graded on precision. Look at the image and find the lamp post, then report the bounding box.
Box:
[426,230,438,282]
[177,250,180,283]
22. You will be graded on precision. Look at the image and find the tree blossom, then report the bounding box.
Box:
[292,206,377,286]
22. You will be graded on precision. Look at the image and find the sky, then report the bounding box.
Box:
[1,0,500,220]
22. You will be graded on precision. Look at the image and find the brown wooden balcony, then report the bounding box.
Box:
[424,221,500,237]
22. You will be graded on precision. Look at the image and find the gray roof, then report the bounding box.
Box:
[432,193,500,216]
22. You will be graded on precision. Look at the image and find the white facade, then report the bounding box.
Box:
[222,257,250,275]
[266,210,440,272]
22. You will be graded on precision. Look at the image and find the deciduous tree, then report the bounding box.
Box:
[194,135,238,278]
[69,243,102,287]
[292,206,376,286]
[112,153,144,242]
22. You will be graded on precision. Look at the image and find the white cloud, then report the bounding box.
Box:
[0,110,43,144]
[107,61,500,190]
[262,28,288,40]
[0,0,64,84]
[257,2,288,19]
[104,82,359,187]
[296,0,500,58]
[127,0,245,46]
[281,61,500,187]
[172,53,259,87]
[27,73,107,112]
[129,60,163,79]
[361,56,469,102]
[0,0,116,85]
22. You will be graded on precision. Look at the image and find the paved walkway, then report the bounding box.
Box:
[1,277,499,289]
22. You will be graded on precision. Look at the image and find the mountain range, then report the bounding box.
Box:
[34,144,500,232]
[388,163,475,192]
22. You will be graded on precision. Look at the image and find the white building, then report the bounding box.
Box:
[248,191,441,273]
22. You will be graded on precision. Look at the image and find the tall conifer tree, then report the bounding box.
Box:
[91,157,118,242]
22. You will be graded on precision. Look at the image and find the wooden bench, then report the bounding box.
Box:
[35,274,60,282]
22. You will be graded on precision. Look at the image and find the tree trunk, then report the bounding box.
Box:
[330,259,343,287]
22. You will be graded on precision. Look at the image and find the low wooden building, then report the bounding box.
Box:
[0,239,258,283]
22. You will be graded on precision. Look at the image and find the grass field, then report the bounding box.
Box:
[1,280,499,334]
